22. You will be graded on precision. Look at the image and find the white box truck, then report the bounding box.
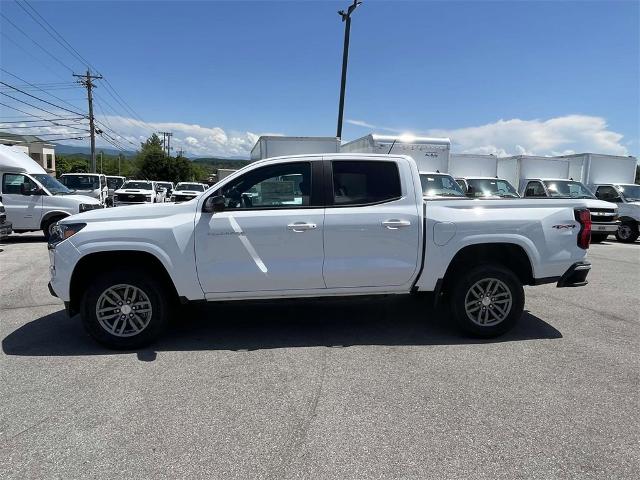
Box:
[250,136,340,161]
[341,134,450,173]
[554,153,637,186]
[449,154,498,177]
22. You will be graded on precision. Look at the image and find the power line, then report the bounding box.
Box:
[0,31,70,83]
[0,91,81,118]
[0,12,75,73]
[0,117,85,123]
[0,80,86,117]
[73,70,103,172]
[0,68,85,112]
[0,102,87,129]
[16,0,95,70]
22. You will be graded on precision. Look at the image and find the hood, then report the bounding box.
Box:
[56,194,102,205]
[582,199,618,210]
[63,201,194,223]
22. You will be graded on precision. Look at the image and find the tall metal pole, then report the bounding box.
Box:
[118,153,121,176]
[336,0,362,139]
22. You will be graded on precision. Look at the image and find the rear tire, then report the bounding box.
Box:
[590,233,609,243]
[615,222,639,243]
[449,264,524,338]
[80,268,169,349]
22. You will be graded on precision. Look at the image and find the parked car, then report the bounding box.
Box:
[105,176,126,206]
[519,178,619,243]
[170,182,208,202]
[419,172,466,198]
[591,183,640,243]
[0,145,102,239]
[113,180,164,206]
[48,153,593,349]
[59,173,108,205]
[456,177,520,198]
[0,198,12,240]
[156,181,175,202]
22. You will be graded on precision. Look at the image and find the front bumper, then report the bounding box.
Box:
[557,261,591,288]
[591,221,620,233]
[0,221,12,239]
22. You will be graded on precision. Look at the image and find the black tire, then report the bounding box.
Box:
[590,233,609,243]
[449,264,524,338]
[80,268,169,349]
[615,222,639,243]
[41,215,66,241]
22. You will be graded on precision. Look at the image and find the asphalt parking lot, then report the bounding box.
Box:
[1,233,638,479]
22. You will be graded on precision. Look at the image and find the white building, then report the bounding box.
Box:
[0,131,56,174]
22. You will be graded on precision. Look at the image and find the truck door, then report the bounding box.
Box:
[322,158,421,288]
[194,160,326,293]
[1,173,44,230]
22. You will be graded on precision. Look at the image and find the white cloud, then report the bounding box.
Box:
[348,115,629,157]
[428,115,629,157]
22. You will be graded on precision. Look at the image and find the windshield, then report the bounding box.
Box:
[60,174,99,190]
[32,174,72,195]
[543,180,595,199]
[419,174,465,197]
[122,181,152,190]
[176,183,205,192]
[466,178,519,198]
[619,184,640,202]
[107,177,125,189]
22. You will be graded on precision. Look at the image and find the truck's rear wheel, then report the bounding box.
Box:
[449,265,524,337]
[80,268,169,349]
[615,222,639,243]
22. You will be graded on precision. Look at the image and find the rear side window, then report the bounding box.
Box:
[331,161,401,206]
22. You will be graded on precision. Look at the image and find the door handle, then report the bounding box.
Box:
[382,219,411,230]
[287,222,317,232]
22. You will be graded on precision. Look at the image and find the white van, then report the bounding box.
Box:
[59,173,108,205]
[0,145,102,239]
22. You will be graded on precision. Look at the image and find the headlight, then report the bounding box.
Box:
[79,203,98,213]
[48,222,86,248]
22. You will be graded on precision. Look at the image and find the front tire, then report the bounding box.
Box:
[42,215,65,241]
[615,222,639,243]
[80,268,169,349]
[449,265,524,337]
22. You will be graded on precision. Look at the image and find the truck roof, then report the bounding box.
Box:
[0,144,47,174]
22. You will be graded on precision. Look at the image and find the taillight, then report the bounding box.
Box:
[574,208,591,249]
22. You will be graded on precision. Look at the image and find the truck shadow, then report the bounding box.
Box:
[2,296,562,357]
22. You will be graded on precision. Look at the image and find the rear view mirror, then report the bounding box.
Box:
[203,195,225,213]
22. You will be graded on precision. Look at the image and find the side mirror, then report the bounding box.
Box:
[203,195,225,213]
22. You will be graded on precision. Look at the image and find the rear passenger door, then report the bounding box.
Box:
[322,157,421,289]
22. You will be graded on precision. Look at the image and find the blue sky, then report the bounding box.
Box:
[1,0,638,157]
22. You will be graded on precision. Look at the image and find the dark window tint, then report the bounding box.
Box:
[332,161,401,206]
[3,173,36,194]
[595,186,621,201]
[525,181,546,197]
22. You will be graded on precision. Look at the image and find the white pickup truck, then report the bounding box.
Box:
[48,154,593,349]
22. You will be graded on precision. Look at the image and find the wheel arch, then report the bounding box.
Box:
[40,211,70,230]
[68,250,179,316]
[441,243,534,293]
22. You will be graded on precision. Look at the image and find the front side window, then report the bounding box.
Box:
[332,161,401,206]
[595,186,621,202]
[2,173,37,194]
[214,162,311,209]
[525,181,546,197]
[107,177,125,189]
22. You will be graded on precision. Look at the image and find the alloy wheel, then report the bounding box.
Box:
[464,278,513,326]
[96,284,153,337]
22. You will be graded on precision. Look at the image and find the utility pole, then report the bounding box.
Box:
[73,70,103,173]
[336,0,362,140]
[99,151,103,173]
[158,131,172,156]
[118,153,122,176]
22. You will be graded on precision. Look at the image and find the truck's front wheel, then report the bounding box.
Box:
[615,222,639,243]
[449,265,524,337]
[80,268,169,349]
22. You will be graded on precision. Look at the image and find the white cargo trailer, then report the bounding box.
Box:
[341,134,450,173]
[250,136,340,161]
[449,154,498,177]
[554,153,637,186]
